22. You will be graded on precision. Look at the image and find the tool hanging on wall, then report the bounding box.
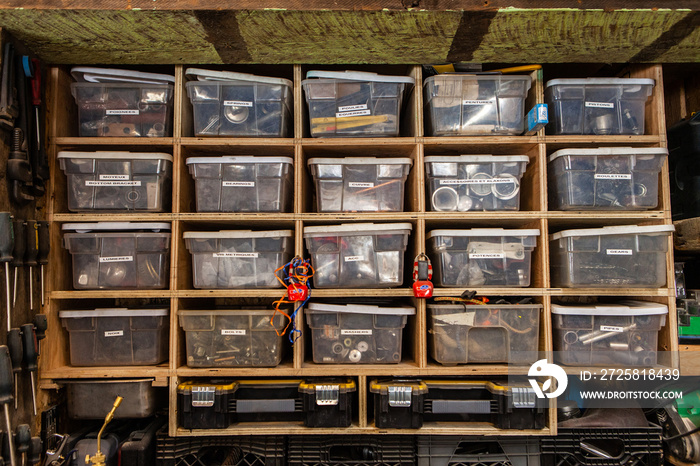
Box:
[412,253,433,298]
[21,323,37,416]
[8,51,34,205]
[0,345,18,466]
[0,42,19,131]
[37,222,49,307]
[10,220,24,307]
[24,57,48,197]
[7,328,21,410]
[272,256,314,343]
[0,213,14,333]
[24,221,37,312]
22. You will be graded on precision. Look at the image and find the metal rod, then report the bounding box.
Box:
[29,372,36,416]
[5,263,10,332]
[40,265,44,306]
[4,403,17,466]
[12,268,17,307]
[28,267,33,312]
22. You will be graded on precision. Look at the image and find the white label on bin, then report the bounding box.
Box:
[606,249,633,255]
[104,331,124,337]
[222,181,255,187]
[223,100,253,107]
[585,102,615,109]
[468,253,506,259]
[213,252,259,258]
[86,180,141,187]
[99,256,133,263]
[221,329,246,335]
[338,104,368,112]
[349,182,374,188]
[463,100,494,105]
[594,174,632,180]
[344,256,364,262]
[105,109,139,115]
[440,178,514,185]
[600,325,624,333]
[336,109,371,118]
[341,329,373,335]
[99,175,130,181]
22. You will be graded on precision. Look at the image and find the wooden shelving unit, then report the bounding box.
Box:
[40,63,676,438]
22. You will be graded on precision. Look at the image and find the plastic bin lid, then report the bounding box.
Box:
[183,230,293,239]
[428,303,543,310]
[306,302,415,316]
[62,222,171,233]
[426,228,540,239]
[58,151,173,162]
[178,309,277,317]
[304,70,415,85]
[304,223,412,236]
[549,147,668,162]
[424,74,532,85]
[185,156,293,165]
[59,308,169,318]
[71,67,175,84]
[177,381,238,393]
[545,77,655,89]
[550,224,674,241]
[308,157,413,166]
[425,155,529,163]
[185,68,293,88]
[369,378,428,394]
[552,301,668,316]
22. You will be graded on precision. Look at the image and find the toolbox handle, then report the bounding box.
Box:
[235,399,297,413]
[431,400,491,414]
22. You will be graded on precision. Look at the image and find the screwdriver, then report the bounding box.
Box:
[0,346,18,466]
[14,425,28,466]
[0,214,14,333]
[36,222,48,307]
[23,221,37,312]
[20,324,36,416]
[32,315,46,356]
[10,220,24,308]
[27,438,40,466]
[6,329,21,410]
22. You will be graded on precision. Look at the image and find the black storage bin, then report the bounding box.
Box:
[288,435,415,466]
[177,381,236,430]
[299,378,356,428]
[423,380,546,430]
[370,379,427,429]
[156,427,286,466]
[231,379,304,423]
[120,418,167,466]
[541,427,663,466]
[668,112,700,220]
[416,436,541,466]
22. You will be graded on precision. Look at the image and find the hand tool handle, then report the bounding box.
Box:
[23,222,37,267]
[29,60,40,108]
[36,222,48,266]
[10,222,24,269]
[0,346,14,405]
[6,330,21,376]
[0,214,13,262]
[19,325,36,373]
[27,438,41,464]
[32,315,46,346]
[14,425,29,455]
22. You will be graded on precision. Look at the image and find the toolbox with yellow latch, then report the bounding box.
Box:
[370,379,428,429]
[177,380,237,430]
[299,378,356,427]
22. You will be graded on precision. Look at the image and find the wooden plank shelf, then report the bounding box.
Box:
[54,137,175,146]
[41,365,171,381]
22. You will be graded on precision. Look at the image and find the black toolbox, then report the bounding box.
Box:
[177,381,237,429]
[370,379,428,429]
[120,417,168,465]
[299,378,356,427]
[231,379,305,423]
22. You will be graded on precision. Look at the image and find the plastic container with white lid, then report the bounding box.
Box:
[183,230,294,289]
[548,147,668,210]
[179,309,287,367]
[545,77,655,135]
[185,68,292,137]
[62,222,171,290]
[58,151,173,212]
[60,308,169,366]
[302,70,415,138]
[549,224,674,288]
[552,301,668,366]
[71,67,175,84]
[308,157,413,212]
[425,155,530,211]
[423,74,532,136]
[305,302,415,364]
[426,228,540,287]
[186,155,293,212]
[304,223,412,289]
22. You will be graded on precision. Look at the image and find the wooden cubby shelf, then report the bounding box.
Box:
[42,63,675,438]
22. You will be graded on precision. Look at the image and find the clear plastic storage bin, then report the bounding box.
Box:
[62,222,171,290]
[552,301,667,366]
[549,224,674,288]
[548,147,667,210]
[186,156,293,212]
[424,75,532,136]
[179,309,287,367]
[64,378,159,419]
[545,78,655,135]
[183,230,293,289]
[71,83,173,137]
[425,155,529,211]
[302,70,414,138]
[305,302,414,364]
[427,303,541,365]
[308,157,412,212]
[185,69,292,137]
[303,223,412,288]
[58,151,173,212]
[426,229,540,287]
[60,308,169,366]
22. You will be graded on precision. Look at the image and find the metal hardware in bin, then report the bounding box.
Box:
[63,378,159,419]
[370,379,428,429]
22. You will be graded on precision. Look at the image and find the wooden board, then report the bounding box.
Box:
[674,217,700,252]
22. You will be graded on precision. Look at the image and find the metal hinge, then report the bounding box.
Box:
[512,387,537,408]
[388,386,413,407]
[191,386,216,407]
[316,385,340,406]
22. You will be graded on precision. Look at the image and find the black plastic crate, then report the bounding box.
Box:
[288,435,415,466]
[155,427,286,466]
[416,436,540,466]
[541,427,663,466]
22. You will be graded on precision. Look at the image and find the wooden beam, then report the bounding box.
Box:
[674,217,700,253]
